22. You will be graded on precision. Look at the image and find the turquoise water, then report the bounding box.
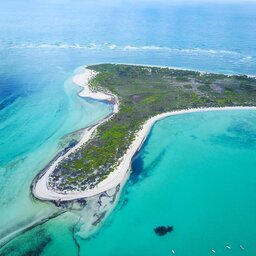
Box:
[79,110,256,256]
[1,0,256,254]
[2,110,256,255]
[0,64,113,241]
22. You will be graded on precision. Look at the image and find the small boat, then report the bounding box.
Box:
[226,245,231,249]
[211,249,216,253]
[240,245,245,250]
[171,249,175,254]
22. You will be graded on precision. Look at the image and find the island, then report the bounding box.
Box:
[32,64,256,201]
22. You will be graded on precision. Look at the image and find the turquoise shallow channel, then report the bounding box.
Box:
[78,110,256,256]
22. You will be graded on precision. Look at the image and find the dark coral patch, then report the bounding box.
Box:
[154,226,173,236]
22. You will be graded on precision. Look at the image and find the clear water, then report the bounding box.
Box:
[81,111,256,256]
[2,110,256,256]
[0,0,256,254]
[0,61,113,240]
[77,111,256,256]
[79,110,256,256]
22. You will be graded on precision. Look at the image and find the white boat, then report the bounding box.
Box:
[171,249,175,254]
[240,245,245,250]
[211,249,216,253]
[226,245,231,249]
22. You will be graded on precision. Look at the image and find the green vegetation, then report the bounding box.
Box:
[48,64,256,192]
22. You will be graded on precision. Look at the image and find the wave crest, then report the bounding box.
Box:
[0,41,253,59]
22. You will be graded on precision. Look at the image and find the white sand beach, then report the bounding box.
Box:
[73,69,117,106]
[33,68,119,201]
[33,67,256,201]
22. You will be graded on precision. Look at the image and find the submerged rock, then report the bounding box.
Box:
[154,226,173,236]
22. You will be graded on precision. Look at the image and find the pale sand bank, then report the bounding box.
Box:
[33,67,256,201]
[74,69,115,104]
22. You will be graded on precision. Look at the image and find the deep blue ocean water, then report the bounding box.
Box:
[0,0,256,255]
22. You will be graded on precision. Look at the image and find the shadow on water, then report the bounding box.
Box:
[117,131,169,212]
[128,132,154,186]
[130,153,145,185]
[130,147,168,186]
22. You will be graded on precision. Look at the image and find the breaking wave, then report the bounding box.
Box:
[0,41,253,59]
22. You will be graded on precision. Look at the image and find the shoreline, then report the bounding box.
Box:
[33,66,256,202]
[87,62,256,78]
[32,67,119,201]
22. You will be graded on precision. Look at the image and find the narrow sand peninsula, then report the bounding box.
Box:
[33,68,118,201]
[33,67,256,201]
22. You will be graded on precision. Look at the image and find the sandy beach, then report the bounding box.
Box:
[33,67,119,201]
[33,67,256,202]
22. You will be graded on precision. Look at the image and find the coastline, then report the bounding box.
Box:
[74,68,118,110]
[33,66,256,202]
[32,67,119,201]
[86,62,256,78]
